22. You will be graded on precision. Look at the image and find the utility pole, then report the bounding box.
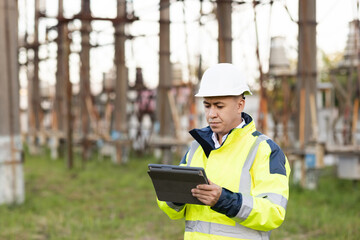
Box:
[56,8,73,169]
[158,0,173,164]
[79,0,92,162]
[33,0,41,131]
[55,0,66,134]
[54,0,73,167]
[53,0,66,160]
[217,0,232,63]
[0,0,25,204]
[113,0,128,164]
[64,25,73,169]
[47,0,137,164]
[297,0,317,148]
[352,19,360,145]
[253,0,268,134]
[27,0,42,153]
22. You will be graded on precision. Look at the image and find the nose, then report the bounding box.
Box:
[208,106,217,118]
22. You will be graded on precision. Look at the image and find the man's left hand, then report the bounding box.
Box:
[191,180,222,206]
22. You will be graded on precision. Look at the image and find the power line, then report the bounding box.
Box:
[318,0,343,25]
[282,0,297,23]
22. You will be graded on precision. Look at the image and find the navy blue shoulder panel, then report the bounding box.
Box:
[179,149,189,164]
[252,131,262,137]
[266,139,287,176]
[189,126,215,158]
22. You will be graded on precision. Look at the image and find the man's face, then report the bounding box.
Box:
[203,96,245,137]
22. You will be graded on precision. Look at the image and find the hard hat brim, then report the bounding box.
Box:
[195,90,253,97]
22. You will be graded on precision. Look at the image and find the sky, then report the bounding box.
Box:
[17,0,357,94]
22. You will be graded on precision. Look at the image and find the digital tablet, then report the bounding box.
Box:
[148,164,209,205]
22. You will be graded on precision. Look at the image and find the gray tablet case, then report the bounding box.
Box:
[148,164,209,205]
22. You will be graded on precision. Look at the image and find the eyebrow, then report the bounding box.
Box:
[203,100,225,105]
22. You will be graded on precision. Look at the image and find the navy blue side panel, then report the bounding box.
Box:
[179,149,189,164]
[189,127,215,158]
[241,112,253,128]
[266,139,286,176]
[211,188,243,218]
[252,131,262,137]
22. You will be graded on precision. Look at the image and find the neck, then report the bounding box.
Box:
[216,118,244,144]
[217,133,224,145]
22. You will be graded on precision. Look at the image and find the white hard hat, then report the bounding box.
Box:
[195,63,252,97]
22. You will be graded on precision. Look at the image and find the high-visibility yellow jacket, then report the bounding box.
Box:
[158,113,291,240]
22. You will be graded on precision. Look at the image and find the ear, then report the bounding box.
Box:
[237,98,245,113]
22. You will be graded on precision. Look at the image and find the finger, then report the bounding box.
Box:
[196,198,210,205]
[197,184,218,191]
[192,187,215,195]
[195,196,216,206]
[192,190,213,200]
[192,190,216,200]
[196,198,209,205]
[197,183,213,189]
[191,189,208,197]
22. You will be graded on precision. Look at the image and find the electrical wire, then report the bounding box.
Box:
[232,3,254,40]
[133,0,178,18]
[282,0,297,23]
[318,0,344,25]
[264,0,274,71]
[352,0,358,20]
[182,0,192,82]
[181,0,268,4]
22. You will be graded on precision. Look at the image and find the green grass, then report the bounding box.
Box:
[0,151,184,240]
[0,152,359,240]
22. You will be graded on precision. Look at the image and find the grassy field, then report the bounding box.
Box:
[0,151,359,240]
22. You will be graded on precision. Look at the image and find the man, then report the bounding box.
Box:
[157,63,291,240]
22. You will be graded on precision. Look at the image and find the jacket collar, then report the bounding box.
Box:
[189,112,254,158]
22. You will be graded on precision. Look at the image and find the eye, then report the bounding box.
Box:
[204,104,210,108]
[217,105,224,109]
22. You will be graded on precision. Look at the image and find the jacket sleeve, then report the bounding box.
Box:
[212,139,291,231]
[156,150,190,220]
[157,200,186,219]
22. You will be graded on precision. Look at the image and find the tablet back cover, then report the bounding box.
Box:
[148,166,208,205]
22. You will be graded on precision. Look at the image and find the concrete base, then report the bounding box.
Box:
[0,164,25,204]
[0,135,25,205]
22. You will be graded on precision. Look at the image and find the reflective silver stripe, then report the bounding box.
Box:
[166,202,185,212]
[235,194,253,222]
[256,193,288,210]
[239,135,269,194]
[186,141,200,166]
[235,135,269,223]
[185,220,269,239]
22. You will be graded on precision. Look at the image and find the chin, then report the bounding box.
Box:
[210,127,221,133]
